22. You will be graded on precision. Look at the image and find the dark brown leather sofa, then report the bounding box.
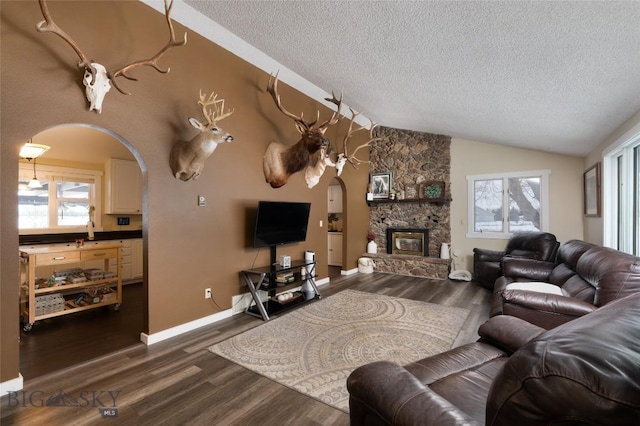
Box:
[473,232,559,290]
[347,292,640,425]
[491,239,640,329]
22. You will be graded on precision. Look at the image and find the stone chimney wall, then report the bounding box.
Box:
[367,126,452,277]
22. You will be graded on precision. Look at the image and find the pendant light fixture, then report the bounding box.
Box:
[27,157,43,189]
[20,138,50,190]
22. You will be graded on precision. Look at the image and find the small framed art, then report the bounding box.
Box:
[404,183,419,200]
[583,162,601,217]
[419,181,445,201]
[370,172,392,199]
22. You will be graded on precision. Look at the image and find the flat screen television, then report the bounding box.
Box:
[253,201,311,249]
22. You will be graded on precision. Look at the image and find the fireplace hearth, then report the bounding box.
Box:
[386,228,429,256]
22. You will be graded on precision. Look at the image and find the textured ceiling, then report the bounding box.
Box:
[176,1,640,157]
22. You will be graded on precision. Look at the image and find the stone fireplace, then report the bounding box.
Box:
[366,127,452,279]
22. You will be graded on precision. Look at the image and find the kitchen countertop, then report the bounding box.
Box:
[19,230,142,246]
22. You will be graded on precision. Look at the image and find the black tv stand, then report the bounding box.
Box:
[241,258,321,321]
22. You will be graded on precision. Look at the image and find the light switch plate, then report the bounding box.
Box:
[197,195,206,206]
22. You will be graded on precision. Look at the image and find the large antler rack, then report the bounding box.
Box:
[198,90,234,125]
[340,107,382,169]
[36,0,95,82]
[36,0,187,95]
[108,0,187,95]
[267,73,343,133]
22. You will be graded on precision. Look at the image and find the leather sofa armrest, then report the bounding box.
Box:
[501,257,555,281]
[347,361,479,426]
[473,248,506,262]
[502,290,597,329]
[477,315,546,353]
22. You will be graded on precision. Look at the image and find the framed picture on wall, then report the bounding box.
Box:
[419,181,446,201]
[404,183,419,200]
[583,162,601,217]
[370,172,392,199]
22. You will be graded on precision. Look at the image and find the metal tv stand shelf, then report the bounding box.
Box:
[241,259,321,321]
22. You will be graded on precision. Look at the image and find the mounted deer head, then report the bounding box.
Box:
[170,91,234,181]
[334,107,382,176]
[263,73,343,188]
[36,0,187,113]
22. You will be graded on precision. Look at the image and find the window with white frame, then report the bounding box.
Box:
[18,163,102,234]
[467,170,550,239]
[604,136,640,255]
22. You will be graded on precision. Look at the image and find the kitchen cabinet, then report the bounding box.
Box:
[104,238,143,283]
[328,185,343,213]
[132,238,143,279]
[19,242,122,331]
[328,232,343,266]
[105,158,142,214]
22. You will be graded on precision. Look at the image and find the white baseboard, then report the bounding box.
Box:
[316,277,330,286]
[141,277,331,346]
[1,374,24,393]
[141,308,233,345]
[341,268,359,276]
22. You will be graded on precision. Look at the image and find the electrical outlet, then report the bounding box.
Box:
[205,288,212,299]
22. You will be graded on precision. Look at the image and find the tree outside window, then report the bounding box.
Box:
[468,170,549,238]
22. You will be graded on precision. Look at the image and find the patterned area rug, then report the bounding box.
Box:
[209,289,469,412]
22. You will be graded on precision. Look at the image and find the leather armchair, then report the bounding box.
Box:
[491,239,640,329]
[348,293,640,425]
[473,232,559,289]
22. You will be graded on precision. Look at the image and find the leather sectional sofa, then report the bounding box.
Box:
[491,239,640,329]
[347,292,640,425]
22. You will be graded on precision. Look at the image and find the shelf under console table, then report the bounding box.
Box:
[241,259,321,321]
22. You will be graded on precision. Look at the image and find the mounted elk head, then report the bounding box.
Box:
[169,90,234,181]
[263,74,343,188]
[334,107,382,176]
[36,0,187,113]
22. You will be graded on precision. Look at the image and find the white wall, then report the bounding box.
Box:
[450,138,584,272]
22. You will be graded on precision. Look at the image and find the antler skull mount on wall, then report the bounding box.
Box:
[36,0,187,113]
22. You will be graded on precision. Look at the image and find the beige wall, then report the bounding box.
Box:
[1,1,371,383]
[450,139,585,271]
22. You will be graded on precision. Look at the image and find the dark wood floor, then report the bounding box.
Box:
[19,282,145,379]
[3,272,490,426]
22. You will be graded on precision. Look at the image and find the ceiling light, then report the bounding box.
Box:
[27,157,43,189]
[19,139,50,160]
[27,178,43,190]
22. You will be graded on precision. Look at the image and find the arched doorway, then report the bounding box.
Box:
[17,124,147,379]
[328,176,346,276]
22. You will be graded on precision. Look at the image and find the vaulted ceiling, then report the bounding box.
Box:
[178,0,640,157]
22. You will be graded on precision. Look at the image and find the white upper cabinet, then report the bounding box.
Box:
[105,158,142,214]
